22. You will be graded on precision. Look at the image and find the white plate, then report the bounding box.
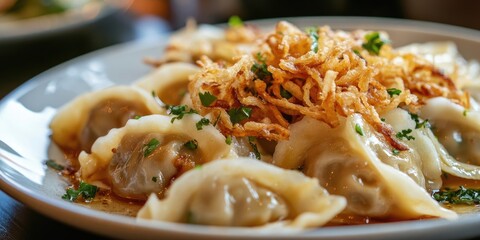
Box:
[0,0,127,43]
[2,17,480,240]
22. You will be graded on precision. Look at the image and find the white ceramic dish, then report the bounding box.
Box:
[2,17,480,240]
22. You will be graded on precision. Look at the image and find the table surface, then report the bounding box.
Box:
[2,11,480,240]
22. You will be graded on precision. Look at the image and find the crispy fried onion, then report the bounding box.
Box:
[189,21,469,149]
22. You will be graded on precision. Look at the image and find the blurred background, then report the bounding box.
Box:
[1,0,480,239]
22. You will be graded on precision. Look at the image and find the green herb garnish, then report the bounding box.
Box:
[194,165,202,170]
[228,106,252,124]
[184,139,198,150]
[248,136,261,160]
[133,115,142,120]
[306,27,319,53]
[168,105,198,123]
[280,86,292,99]
[251,54,272,81]
[228,15,243,27]
[199,91,217,107]
[409,113,430,129]
[463,109,469,117]
[392,149,400,155]
[433,186,480,205]
[355,124,364,136]
[362,32,386,55]
[152,176,159,182]
[151,90,157,98]
[196,118,210,130]
[396,129,415,140]
[225,135,232,145]
[387,88,402,97]
[353,49,361,56]
[381,118,386,122]
[45,159,64,171]
[143,138,160,157]
[62,181,98,202]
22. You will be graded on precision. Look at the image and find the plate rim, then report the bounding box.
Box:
[2,16,480,239]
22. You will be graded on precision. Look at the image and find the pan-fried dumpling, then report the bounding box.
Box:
[137,158,346,228]
[78,114,231,200]
[419,97,480,179]
[135,63,200,106]
[50,86,164,153]
[272,114,455,219]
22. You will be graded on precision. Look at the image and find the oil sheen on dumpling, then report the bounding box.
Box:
[135,62,200,106]
[78,114,231,200]
[419,97,480,179]
[137,158,346,229]
[272,114,456,219]
[50,86,164,153]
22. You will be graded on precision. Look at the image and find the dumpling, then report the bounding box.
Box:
[50,86,164,153]
[78,114,232,200]
[380,108,443,192]
[419,97,480,179]
[137,158,346,229]
[134,62,200,106]
[397,42,480,89]
[272,114,456,219]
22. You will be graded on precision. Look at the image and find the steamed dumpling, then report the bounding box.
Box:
[50,86,164,153]
[137,158,346,229]
[78,114,231,200]
[381,108,442,192]
[272,114,455,219]
[419,97,480,179]
[135,62,200,106]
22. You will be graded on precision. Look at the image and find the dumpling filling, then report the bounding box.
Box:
[188,175,289,226]
[80,98,151,152]
[108,132,201,200]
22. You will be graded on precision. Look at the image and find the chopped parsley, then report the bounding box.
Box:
[199,91,217,107]
[143,138,160,157]
[396,129,415,140]
[248,136,261,160]
[196,118,210,130]
[387,88,401,97]
[380,118,386,122]
[45,159,64,171]
[228,15,243,27]
[194,165,202,170]
[353,49,361,56]
[151,90,156,98]
[392,149,400,155]
[168,105,198,123]
[306,27,319,53]
[251,54,272,81]
[362,32,387,55]
[409,113,430,129]
[355,124,364,136]
[133,115,142,120]
[463,109,469,117]
[152,176,159,182]
[433,186,480,205]
[184,139,198,150]
[62,181,98,202]
[228,106,252,124]
[225,135,232,145]
[280,86,292,99]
